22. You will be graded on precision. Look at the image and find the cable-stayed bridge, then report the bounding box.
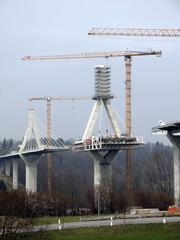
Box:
[0,65,144,211]
[0,63,145,215]
[0,108,68,192]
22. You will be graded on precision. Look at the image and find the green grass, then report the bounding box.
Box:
[33,215,80,225]
[33,222,180,240]
[33,214,113,225]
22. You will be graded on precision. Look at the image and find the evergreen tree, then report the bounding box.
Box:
[8,139,13,149]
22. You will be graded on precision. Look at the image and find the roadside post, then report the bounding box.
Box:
[110,216,113,226]
[58,219,62,230]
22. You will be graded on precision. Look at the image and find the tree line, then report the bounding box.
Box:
[0,139,174,214]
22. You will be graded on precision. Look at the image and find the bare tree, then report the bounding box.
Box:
[0,191,47,240]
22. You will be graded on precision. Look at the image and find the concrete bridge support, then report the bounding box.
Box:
[173,146,180,206]
[89,150,118,213]
[168,135,180,207]
[26,160,37,192]
[21,154,42,192]
[12,159,18,189]
[0,161,4,174]
[5,160,11,177]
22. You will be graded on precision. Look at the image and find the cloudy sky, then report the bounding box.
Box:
[0,0,180,144]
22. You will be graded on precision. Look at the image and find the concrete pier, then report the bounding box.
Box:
[152,121,180,207]
[25,159,38,192]
[73,65,142,212]
[90,150,118,212]
[12,159,18,189]
[5,160,11,177]
[168,135,180,207]
[20,154,41,192]
[0,161,4,174]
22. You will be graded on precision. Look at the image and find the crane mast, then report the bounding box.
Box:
[47,98,52,195]
[125,56,132,204]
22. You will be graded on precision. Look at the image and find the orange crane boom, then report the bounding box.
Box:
[29,96,91,195]
[88,28,180,37]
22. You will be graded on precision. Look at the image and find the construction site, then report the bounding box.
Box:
[0,1,180,239]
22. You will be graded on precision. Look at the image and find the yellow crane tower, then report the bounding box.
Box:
[29,96,91,195]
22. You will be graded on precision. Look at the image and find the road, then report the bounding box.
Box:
[37,216,180,231]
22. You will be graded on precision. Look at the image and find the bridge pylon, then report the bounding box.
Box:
[0,108,67,192]
[19,109,45,192]
[73,65,143,212]
[153,121,180,207]
[18,108,67,192]
[19,108,42,153]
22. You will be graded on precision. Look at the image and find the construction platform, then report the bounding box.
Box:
[0,147,66,160]
[73,135,143,151]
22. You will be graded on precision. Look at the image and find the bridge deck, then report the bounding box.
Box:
[152,120,180,134]
[0,147,68,160]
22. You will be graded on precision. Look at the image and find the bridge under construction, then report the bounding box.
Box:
[0,65,143,211]
[1,26,180,210]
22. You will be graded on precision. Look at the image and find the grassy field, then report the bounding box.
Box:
[33,215,80,225]
[33,222,180,240]
[33,214,113,225]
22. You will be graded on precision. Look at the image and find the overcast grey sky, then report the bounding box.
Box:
[0,0,180,144]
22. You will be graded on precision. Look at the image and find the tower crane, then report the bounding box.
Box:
[86,29,179,134]
[29,96,91,195]
[88,27,180,205]
[23,50,161,199]
[23,50,161,137]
